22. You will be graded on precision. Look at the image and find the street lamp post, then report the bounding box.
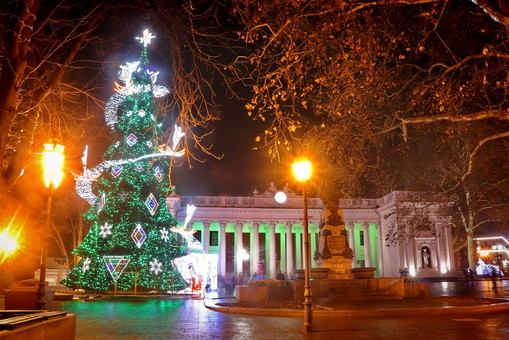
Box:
[292,158,315,333]
[36,141,64,310]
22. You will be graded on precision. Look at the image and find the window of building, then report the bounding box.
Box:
[210,231,218,246]
[359,230,364,246]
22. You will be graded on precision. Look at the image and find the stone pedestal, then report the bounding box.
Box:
[323,257,354,280]
[351,267,376,279]
[317,208,354,280]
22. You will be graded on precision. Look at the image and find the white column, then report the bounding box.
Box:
[269,221,277,279]
[348,222,356,268]
[310,224,317,268]
[301,226,305,267]
[279,230,285,274]
[202,221,210,254]
[252,222,260,277]
[435,235,442,271]
[363,222,371,267]
[295,228,302,269]
[376,223,384,277]
[443,220,453,271]
[285,222,294,276]
[236,222,244,274]
[219,221,227,277]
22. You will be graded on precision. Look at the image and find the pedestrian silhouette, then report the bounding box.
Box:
[463,268,470,286]
[468,268,475,286]
[491,266,498,290]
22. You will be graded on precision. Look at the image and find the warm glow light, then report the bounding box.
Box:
[292,158,312,182]
[479,250,490,257]
[409,266,416,277]
[238,248,249,262]
[0,230,19,263]
[43,142,65,188]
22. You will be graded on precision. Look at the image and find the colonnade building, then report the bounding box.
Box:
[167,187,456,280]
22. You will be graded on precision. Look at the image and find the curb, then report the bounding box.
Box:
[204,298,509,318]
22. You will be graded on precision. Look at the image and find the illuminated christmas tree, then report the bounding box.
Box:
[62,30,189,293]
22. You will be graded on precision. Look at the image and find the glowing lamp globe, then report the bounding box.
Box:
[239,248,249,261]
[292,158,312,182]
[274,191,287,204]
[43,142,65,188]
[0,230,19,259]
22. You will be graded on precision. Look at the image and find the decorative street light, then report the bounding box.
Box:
[292,157,315,333]
[36,141,65,310]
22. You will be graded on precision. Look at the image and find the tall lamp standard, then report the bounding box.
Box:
[36,141,65,310]
[292,157,315,333]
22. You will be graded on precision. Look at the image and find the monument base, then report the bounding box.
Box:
[322,257,354,280]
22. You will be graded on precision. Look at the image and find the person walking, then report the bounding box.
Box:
[491,266,498,290]
[463,268,470,286]
[468,268,475,286]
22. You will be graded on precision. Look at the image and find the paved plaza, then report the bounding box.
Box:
[2,279,509,339]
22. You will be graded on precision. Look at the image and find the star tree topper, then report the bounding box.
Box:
[136,29,155,47]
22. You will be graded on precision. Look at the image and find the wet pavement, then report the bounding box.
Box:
[5,278,509,339]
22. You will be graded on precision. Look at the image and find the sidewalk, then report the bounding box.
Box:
[2,279,509,340]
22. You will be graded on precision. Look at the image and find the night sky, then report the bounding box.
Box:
[171,98,277,197]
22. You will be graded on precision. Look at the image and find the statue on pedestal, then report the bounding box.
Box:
[315,206,354,280]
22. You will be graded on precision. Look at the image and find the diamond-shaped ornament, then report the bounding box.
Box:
[154,166,163,182]
[126,134,138,146]
[138,109,146,117]
[111,165,122,178]
[131,224,147,248]
[145,193,159,215]
[98,193,106,212]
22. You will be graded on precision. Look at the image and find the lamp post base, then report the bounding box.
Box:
[302,322,316,333]
[302,298,314,333]
[36,282,47,310]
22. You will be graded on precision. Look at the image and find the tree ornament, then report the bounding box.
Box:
[145,193,159,215]
[103,256,130,282]
[131,224,147,248]
[82,258,91,273]
[160,227,169,242]
[99,223,112,238]
[149,258,163,275]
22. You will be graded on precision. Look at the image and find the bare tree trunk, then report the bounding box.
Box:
[467,229,475,270]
